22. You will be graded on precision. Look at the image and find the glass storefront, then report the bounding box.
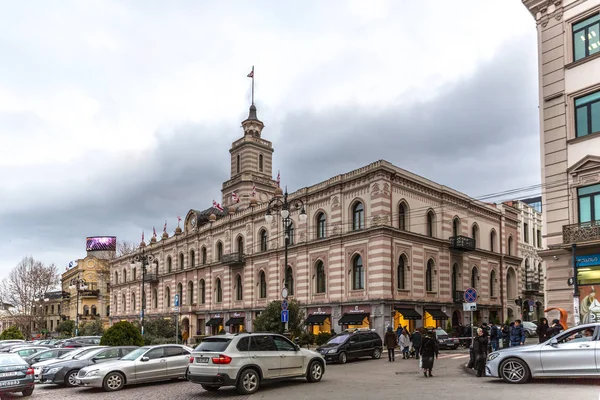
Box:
[424,309,449,329]
[393,308,421,332]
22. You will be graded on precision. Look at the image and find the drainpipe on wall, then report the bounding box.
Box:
[499,211,505,324]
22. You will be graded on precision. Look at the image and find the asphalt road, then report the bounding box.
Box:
[4,348,600,400]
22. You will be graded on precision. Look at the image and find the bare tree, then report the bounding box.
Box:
[0,256,59,337]
[116,240,139,258]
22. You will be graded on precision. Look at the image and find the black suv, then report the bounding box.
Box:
[316,329,383,364]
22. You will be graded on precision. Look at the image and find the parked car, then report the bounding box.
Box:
[32,347,102,382]
[0,353,35,397]
[23,348,73,366]
[316,329,382,364]
[40,346,136,386]
[434,328,460,350]
[59,336,101,348]
[76,344,193,392]
[187,333,325,395]
[10,346,53,359]
[522,321,538,338]
[486,323,599,383]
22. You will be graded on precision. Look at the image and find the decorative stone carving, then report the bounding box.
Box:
[370,183,380,197]
[332,224,340,236]
[269,239,277,249]
[246,245,252,254]
[225,231,230,241]
[246,224,252,235]
[299,232,306,242]
[270,218,277,228]
[331,196,340,209]
[382,183,390,195]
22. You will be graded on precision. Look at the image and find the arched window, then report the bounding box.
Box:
[167,256,172,273]
[471,224,479,248]
[399,202,407,230]
[236,154,240,174]
[490,230,497,252]
[259,230,268,252]
[187,281,194,305]
[114,271,119,284]
[201,247,207,265]
[236,274,243,301]
[131,293,136,311]
[259,154,263,172]
[508,236,514,256]
[114,295,118,312]
[216,279,222,303]
[352,255,364,290]
[177,282,183,304]
[122,294,126,312]
[165,287,171,307]
[84,305,90,316]
[452,263,459,294]
[285,266,294,296]
[352,202,364,230]
[426,259,434,292]
[190,250,195,268]
[179,253,185,270]
[427,211,435,237]
[316,212,326,239]
[216,242,223,261]
[106,305,110,316]
[397,255,407,290]
[199,279,206,304]
[123,268,127,283]
[259,271,267,298]
[91,305,97,316]
[132,267,136,281]
[471,267,478,290]
[237,236,244,255]
[153,288,158,308]
[490,270,496,297]
[452,217,460,237]
[288,222,295,245]
[154,262,159,275]
[316,261,326,293]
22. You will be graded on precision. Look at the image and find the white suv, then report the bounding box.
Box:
[187,333,325,395]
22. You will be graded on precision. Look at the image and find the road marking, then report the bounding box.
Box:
[452,355,469,359]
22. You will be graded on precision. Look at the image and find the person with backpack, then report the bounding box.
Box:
[489,322,500,351]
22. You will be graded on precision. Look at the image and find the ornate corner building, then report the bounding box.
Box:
[523,0,600,324]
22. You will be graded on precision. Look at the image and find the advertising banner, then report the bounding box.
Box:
[579,286,600,323]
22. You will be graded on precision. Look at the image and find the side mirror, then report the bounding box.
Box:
[293,337,300,344]
[141,357,150,362]
[349,340,356,344]
[549,338,558,346]
[294,345,300,352]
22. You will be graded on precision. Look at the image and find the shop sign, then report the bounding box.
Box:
[576,254,600,268]
[213,314,221,318]
[232,312,243,317]
[349,305,366,314]
[312,307,328,315]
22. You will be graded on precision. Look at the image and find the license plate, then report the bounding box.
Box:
[0,372,17,378]
[196,357,209,363]
[0,380,19,387]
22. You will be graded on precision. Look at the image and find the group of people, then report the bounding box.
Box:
[384,326,438,377]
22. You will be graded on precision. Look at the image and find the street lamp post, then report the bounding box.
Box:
[265,187,307,334]
[131,248,154,337]
[68,276,88,336]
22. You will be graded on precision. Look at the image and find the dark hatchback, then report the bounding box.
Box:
[0,354,35,397]
[434,328,460,350]
[315,329,382,364]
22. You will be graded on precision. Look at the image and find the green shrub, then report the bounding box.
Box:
[100,322,144,346]
[56,320,75,337]
[0,326,25,340]
[315,332,331,346]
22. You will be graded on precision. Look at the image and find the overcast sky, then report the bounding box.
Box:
[0,0,539,277]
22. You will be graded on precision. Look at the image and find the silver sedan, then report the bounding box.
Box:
[486,322,600,383]
[76,344,193,391]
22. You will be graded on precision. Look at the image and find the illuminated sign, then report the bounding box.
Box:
[86,236,117,252]
[576,254,600,267]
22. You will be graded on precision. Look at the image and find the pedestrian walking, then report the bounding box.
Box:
[510,320,526,347]
[384,326,398,362]
[501,323,510,348]
[419,330,439,377]
[399,330,411,359]
[473,328,489,377]
[536,318,549,343]
[411,329,422,360]
[489,322,500,351]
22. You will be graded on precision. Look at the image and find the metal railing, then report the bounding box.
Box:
[449,236,476,251]
[220,253,245,265]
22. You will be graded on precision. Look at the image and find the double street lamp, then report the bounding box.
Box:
[68,276,88,336]
[131,248,154,337]
[265,187,307,333]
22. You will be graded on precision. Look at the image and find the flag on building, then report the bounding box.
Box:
[142,231,144,242]
[247,69,254,78]
[213,200,224,212]
[276,170,280,187]
[231,192,240,203]
[153,226,157,237]
[163,221,167,233]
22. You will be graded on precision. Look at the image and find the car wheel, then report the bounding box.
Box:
[22,387,34,397]
[339,352,347,364]
[64,370,78,387]
[500,358,530,384]
[103,372,125,392]
[372,348,382,359]
[201,384,220,391]
[236,368,260,395]
[306,361,324,383]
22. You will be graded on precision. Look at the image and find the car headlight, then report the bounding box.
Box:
[47,367,61,374]
[487,352,499,361]
[328,349,338,354]
[84,369,99,377]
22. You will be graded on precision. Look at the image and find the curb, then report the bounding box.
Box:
[463,363,476,376]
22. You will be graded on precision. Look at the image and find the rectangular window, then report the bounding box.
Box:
[524,223,529,243]
[578,183,600,223]
[537,229,542,248]
[575,90,600,137]
[573,14,600,62]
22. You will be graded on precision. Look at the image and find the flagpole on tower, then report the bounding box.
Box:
[247,66,255,105]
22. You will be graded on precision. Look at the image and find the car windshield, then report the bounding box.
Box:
[72,348,99,360]
[327,334,351,345]
[195,338,231,352]
[120,347,150,361]
[0,356,26,366]
[73,348,102,360]
[57,350,77,360]
[436,329,449,338]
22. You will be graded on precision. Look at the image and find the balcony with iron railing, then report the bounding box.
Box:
[524,283,542,293]
[220,253,245,266]
[144,273,159,283]
[563,220,600,244]
[449,236,476,252]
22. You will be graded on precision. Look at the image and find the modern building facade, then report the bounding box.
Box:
[523,0,600,325]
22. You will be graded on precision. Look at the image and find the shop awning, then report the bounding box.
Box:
[424,309,449,321]
[206,317,223,326]
[225,317,245,326]
[338,313,369,325]
[394,308,422,320]
[304,314,331,325]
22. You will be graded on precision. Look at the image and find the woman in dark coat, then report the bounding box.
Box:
[473,328,489,377]
[419,330,439,377]
[536,318,550,343]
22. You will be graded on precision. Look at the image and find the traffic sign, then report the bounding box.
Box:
[281,287,289,299]
[282,299,289,310]
[174,306,179,313]
[174,294,180,307]
[464,287,477,303]
[463,302,477,312]
[281,310,289,323]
